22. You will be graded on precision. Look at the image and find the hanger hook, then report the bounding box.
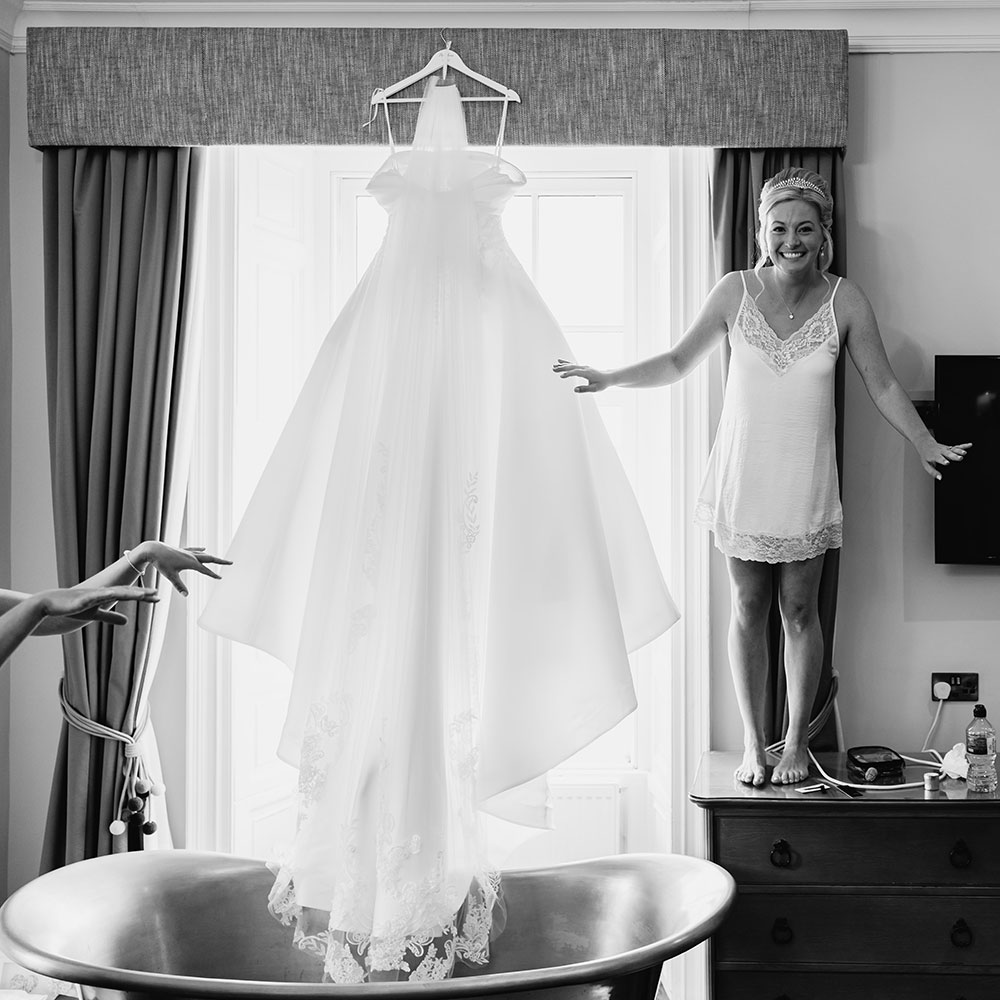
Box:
[439,27,453,80]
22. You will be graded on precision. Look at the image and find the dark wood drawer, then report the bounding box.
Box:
[715,815,1000,886]
[715,970,1000,999]
[715,892,1000,968]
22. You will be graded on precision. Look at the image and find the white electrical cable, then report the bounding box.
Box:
[922,698,945,752]
[808,748,943,792]
[765,671,950,790]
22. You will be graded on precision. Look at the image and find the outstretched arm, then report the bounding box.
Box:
[0,586,146,636]
[80,541,230,596]
[0,585,158,667]
[553,271,740,392]
[0,541,231,637]
[841,280,972,479]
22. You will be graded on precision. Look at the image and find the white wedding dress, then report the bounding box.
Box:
[199,78,679,984]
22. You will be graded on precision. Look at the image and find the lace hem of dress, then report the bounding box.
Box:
[267,864,502,984]
[694,500,842,563]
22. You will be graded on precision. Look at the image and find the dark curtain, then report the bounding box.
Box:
[41,146,205,869]
[709,148,846,751]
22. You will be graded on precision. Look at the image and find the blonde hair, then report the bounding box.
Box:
[755,167,834,273]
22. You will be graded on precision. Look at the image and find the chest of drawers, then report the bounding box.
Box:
[691,751,1000,1000]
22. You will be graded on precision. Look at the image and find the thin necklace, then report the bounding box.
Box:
[769,273,808,320]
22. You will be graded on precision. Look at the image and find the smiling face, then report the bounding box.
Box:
[763,198,825,274]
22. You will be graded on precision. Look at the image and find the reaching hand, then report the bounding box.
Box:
[918,440,972,480]
[38,586,159,627]
[552,359,614,393]
[138,542,232,597]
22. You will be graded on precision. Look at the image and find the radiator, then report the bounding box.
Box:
[500,782,623,868]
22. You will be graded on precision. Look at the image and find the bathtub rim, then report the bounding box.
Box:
[0,850,736,999]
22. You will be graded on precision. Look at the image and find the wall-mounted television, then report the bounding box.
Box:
[934,355,1000,565]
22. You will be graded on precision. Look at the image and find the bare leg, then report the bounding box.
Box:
[726,557,774,787]
[772,554,826,784]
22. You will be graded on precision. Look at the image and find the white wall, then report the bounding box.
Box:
[0,46,13,900]
[7,45,1000,892]
[837,52,1000,752]
[7,52,56,893]
[710,52,1000,757]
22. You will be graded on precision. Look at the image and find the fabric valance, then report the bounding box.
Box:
[26,26,848,149]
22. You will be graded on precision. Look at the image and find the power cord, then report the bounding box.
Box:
[765,671,948,791]
[922,698,945,752]
[922,679,954,752]
[808,748,943,792]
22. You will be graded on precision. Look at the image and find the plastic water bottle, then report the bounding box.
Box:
[965,704,997,793]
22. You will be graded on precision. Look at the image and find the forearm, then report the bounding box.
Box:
[608,352,684,389]
[43,542,154,629]
[873,381,935,449]
[0,597,49,665]
[0,588,75,636]
[78,541,153,589]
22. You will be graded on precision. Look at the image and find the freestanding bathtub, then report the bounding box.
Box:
[0,850,734,1000]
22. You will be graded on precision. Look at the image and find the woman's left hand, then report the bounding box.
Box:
[133,542,232,596]
[918,439,973,480]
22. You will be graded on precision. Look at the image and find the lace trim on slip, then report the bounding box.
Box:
[695,500,842,563]
[739,295,838,377]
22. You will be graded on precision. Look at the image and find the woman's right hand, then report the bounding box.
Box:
[552,359,615,393]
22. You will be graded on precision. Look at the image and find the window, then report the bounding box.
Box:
[186,143,712,866]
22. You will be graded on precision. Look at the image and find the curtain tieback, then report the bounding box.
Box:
[58,678,165,839]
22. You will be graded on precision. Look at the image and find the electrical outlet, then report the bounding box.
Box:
[931,672,980,702]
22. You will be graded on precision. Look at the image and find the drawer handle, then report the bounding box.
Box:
[771,917,794,945]
[950,918,974,949]
[769,838,793,868]
[949,839,973,869]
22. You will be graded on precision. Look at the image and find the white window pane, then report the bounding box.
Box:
[502,195,533,271]
[563,331,626,371]
[592,403,640,494]
[562,716,635,769]
[356,195,388,281]
[537,196,624,328]
[233,269,305,518]
[594,403,624,459]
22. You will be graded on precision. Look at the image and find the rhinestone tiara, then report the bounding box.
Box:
[765,177,826,198]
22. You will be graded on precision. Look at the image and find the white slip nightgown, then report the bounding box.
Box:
[695,270,845,564]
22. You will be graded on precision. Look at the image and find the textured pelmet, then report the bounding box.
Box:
[27,26,847,149]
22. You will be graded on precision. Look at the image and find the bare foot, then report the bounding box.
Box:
[735,747,768,787]
[772,745,811,784]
